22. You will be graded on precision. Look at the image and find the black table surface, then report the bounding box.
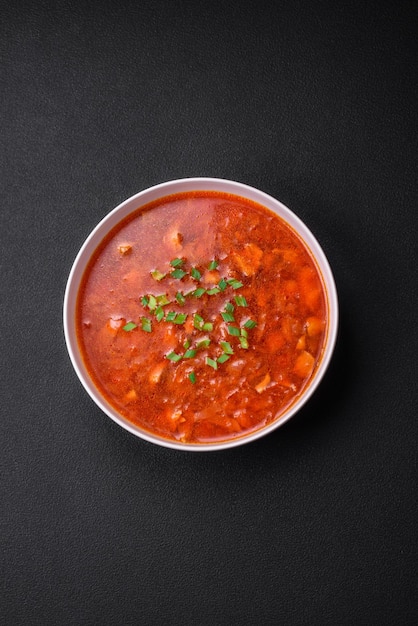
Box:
[2,1,417,624]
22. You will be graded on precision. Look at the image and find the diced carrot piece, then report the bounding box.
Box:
[118,244,132,255]
[299,266,322,311]
[203,269,221,284]
[149,362,166,384]
[125,389,137,402]
[184,316,194,334]
[293,351,315,378]
[296,334,306,350]
[306,290,321,312]
[254,372,271,394]
[306,316,325,336]
[266,331,286,352]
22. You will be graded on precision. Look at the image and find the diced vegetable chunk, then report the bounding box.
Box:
[125,389,137,402]
[293,351,315,378]
[149,362,166,384]
[118,244,132,255]
[296,335,306,350]
[107,318,124,334]
[254,372,271,394]
[306,316,325,336]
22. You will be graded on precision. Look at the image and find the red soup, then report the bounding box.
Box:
[76,191,327,443]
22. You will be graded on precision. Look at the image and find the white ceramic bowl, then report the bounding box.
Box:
[63,178,338,451]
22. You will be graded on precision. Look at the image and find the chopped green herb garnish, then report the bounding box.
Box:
[193,314,204,329]
[171,268,187,280]
[221,312,235,323]
[206,357,218,370]
[220,341,234,354]
[151,270,166,281]
[239,336,249,349]
[196,339,211,349]
[141,317,152,333]
[156,294,170,306]
[148,294,157,310]
[155,306,165,322]
[175,291,186,306]
[173,313,187,325]
[136,256,254,384]
[123,321,137,332]
[191,267,201,281]
[228,279,244,289]
[235,295,248,307]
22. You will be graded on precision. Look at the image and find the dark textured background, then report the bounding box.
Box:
[1,1,417,624]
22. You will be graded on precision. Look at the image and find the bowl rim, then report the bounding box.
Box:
[63,177,339,451]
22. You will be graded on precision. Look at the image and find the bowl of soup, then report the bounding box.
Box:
[63,178,338,451]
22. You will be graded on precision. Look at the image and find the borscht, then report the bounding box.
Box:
[75,191,328,444]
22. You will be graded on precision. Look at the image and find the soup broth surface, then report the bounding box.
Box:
[77,192,327,443]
